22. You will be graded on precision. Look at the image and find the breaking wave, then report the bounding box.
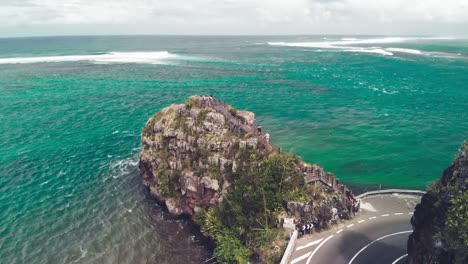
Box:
[386,48,464,59]
[345,48,394,56]
[268,37,460,58]
[268,36,455,48]
[0,51,181,64]
[386,48,423,55]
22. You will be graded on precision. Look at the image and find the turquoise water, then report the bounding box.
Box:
[0,36,467,263]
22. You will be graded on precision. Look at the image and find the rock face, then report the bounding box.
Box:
[286,195,351,230]
[407,142,468,264]
[139,95,353,262]
[139,95,263,217]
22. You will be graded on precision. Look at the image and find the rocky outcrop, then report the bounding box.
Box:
[139,95,352,262]
[139,95,261,217]
[286,194,351,230]
[407,142,468,264]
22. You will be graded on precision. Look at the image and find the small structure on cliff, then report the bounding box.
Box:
[139,95,352,263]
[407,142,468,264]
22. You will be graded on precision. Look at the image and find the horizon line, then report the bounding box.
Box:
[0,33,463,40]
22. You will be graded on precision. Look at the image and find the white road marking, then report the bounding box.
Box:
[381,214,390,217]
[394,213,404,215]
[347,224,354,228]
[336,229,343,234]
[408,212,414,215]
[358,220,366,223]
[391,253,408,264]
[369,216,377,220]
[348,231,413,264]
[291,252,310,264]
[295,238,324,251]
[306,235,334,264]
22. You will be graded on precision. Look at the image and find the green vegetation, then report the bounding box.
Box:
[142,112,161,136]
[229,107,237,117]
[142,100,329,263]
[196,109,208,127]
[454,141,468,167]
[156,164,173,198]
[195,152,305,263]
[215,232,252,263]
[185,97,197,109]
[427,141,468,264]
[445,192,468,255]
[174,114,185,129]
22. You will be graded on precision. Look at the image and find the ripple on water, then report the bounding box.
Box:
[0,155,210,264]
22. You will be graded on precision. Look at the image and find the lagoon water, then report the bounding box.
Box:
[0,35,467,263]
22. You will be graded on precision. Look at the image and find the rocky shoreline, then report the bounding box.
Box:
[139,95,354,262]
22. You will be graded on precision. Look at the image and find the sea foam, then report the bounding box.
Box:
[269,37,455,48]
[0,51,178,64]
[386,48,424,55]
[345,48,394,56]
[268,37,457,57]
[268,37,409,49]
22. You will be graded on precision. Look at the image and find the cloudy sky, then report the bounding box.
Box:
[1,0,467,37]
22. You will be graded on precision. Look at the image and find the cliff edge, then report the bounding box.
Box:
[139,95,352,263]
[407,142,468,264]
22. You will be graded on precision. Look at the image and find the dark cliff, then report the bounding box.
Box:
[407,142,468,264]
[139,96,352,263]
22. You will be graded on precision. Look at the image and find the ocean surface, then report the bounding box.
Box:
[0,35,467,263]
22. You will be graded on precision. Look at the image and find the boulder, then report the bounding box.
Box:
[201,176,219,191]
[165,198,184,216]
[237,111,255,125]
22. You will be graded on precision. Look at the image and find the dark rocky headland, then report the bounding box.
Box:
[139,96,354,263]
[407,142,468,264]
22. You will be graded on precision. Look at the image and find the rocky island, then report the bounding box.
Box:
[139,96,353,263]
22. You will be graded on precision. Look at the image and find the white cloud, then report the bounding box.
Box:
[0,0,467,36]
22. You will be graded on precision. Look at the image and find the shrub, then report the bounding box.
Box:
[157,164,172,198]
[194,147,312,262]
[284,187,308,202]
[214,232,252,264]
[196,109,208,127]
[230,108,237,117]
[173,114,185,129]
[445,191,468,262]
[185,98,197,109]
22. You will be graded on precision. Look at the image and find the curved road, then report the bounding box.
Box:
[289,194,421,264]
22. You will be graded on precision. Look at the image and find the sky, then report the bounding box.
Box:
[1,0,467,37]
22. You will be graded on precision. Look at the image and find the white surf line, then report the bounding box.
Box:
[369,216,377,220]
[306,235,334,264]
[348,231,413,264]
[394,213,404,215]
[295,238,324,251]
[347,224,354,228]
[391,253,408,264]
[336,229,343,234]
[358,220,366,223]
[381,214,390,217]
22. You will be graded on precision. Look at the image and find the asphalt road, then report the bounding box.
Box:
[289,194,421,264]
